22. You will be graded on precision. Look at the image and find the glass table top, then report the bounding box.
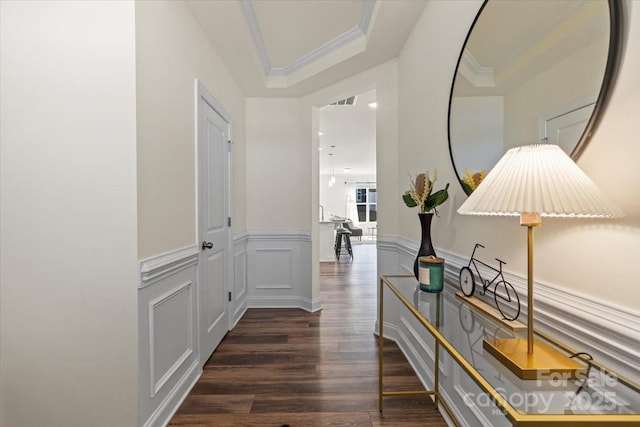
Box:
[381,275,640,418]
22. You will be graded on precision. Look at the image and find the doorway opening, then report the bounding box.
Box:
[318,89,377,266]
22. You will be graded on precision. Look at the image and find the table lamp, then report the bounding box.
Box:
[458,144,622,380]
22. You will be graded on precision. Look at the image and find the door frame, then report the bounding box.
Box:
[194,79,234,364]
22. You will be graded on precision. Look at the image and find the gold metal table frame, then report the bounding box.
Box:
[378,275,640,426]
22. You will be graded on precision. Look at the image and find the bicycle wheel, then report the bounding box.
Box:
[459,267,475,297]
[494,280,521,321]
[458,304,475,333]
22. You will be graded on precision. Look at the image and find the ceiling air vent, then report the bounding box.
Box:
[330,95,357,106]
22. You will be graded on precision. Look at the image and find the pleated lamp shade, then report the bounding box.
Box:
[458,144,623,218]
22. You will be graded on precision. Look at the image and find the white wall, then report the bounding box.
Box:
[135,2,248,423]
[136,0,246,259]
[397,0,640,310]
[243,98,316,310]
[245,98,307,229]
[504,35,608,149]
[0,2,138,425]
[450,96,504,177]
[397,0,474,243]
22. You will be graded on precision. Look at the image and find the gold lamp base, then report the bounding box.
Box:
[483,338,586,381]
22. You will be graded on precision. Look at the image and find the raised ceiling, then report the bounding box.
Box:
[252,0,365,67]
[186,0,426,97]
[455,0,608,96]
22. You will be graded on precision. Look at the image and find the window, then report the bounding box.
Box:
[356,187,377,223]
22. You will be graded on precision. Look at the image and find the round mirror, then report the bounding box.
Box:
[448,0,623,195]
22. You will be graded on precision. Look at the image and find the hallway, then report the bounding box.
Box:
[170,244,447,426]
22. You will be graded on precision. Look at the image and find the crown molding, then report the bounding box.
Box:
[241,0,379,88]
[459,50,495,88]
[239,0,271,72]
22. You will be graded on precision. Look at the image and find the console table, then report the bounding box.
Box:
[378,275,640,426]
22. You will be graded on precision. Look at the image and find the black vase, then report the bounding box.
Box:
[413,213,437,280]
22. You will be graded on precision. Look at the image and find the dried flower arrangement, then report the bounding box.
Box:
[402,170,449,214]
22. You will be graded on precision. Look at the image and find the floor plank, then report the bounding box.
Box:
[170,244,447,426]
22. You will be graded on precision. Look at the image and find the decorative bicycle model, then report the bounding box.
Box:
[459,243,521,321]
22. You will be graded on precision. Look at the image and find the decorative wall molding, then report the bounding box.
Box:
[255,248,293,289]
[232,232,249,328]
[138,246,200,427]
[246,229,312,242]
[247,295,305,308]
[139,245,199,289]
[376,234,420,274]
[377,235,640,382]
[246,295,320,313]
[378,234,417,258]
[399,317,436,383]
[233,231,250,244]
[438,386,466,427]
[148,281,194,398]
[246,230,313,311]
[451,363,509,427]
[141,360,200,427]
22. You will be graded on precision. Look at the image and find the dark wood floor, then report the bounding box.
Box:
[169,244,447,426]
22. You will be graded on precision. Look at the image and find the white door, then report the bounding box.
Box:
[197,90,230,366]
[545,103,594,155]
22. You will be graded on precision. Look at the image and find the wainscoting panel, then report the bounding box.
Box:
[376,236,640,425]
[149,281,193,398]
[138,246,200,427]
[232,232,249,328]
[255,248,293,289]
[451,362,510,427]
[246,230,315,311]
[377,234,417,277]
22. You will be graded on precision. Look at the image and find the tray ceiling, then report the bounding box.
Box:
[186,0,426,96]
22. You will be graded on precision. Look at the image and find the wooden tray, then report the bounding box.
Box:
[455,291,527,331]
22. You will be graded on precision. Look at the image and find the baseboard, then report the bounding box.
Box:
[231,302,248,329]
[249,296,320,313]
[248,295,310,310]
[305,297,323,313]
[142,360,201,427]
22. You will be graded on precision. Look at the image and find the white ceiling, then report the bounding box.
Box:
[185,0,426,97]
[253,0,364,67]
[319,89,376,176]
